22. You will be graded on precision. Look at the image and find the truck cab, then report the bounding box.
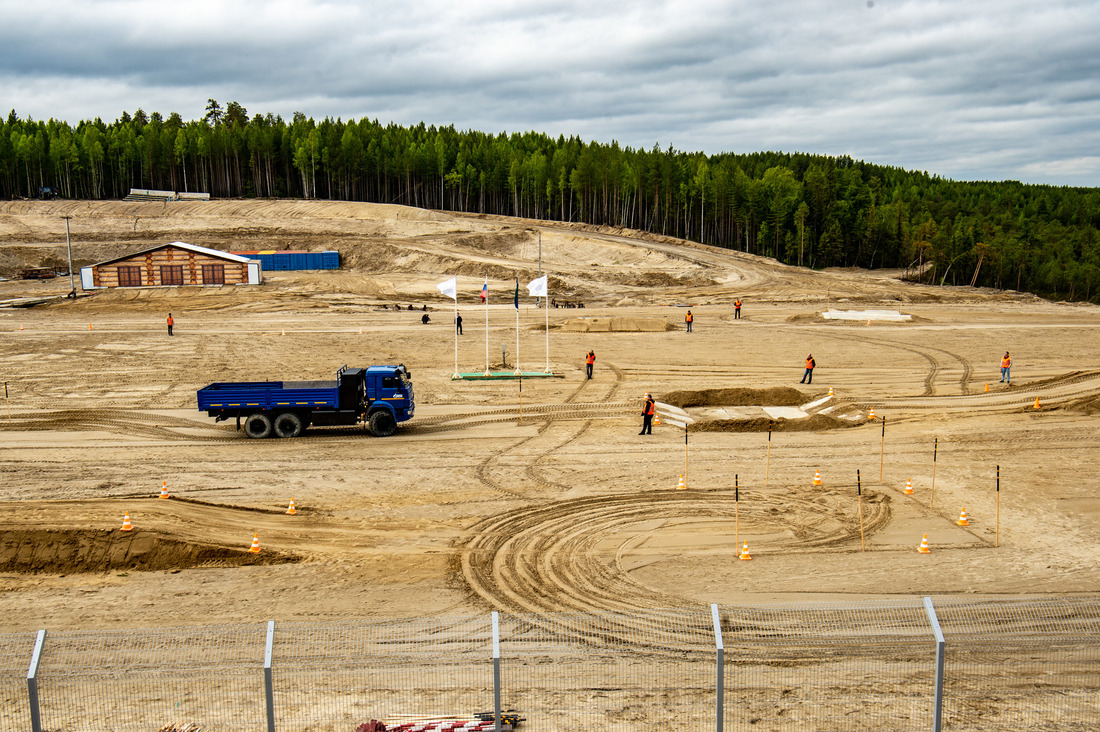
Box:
[361,364,414,436]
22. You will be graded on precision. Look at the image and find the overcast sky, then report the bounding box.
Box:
[2,0,1098,186]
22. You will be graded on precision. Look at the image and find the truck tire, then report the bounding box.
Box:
[368,410,397,437]
[273,412,304,438]
[243,412,273,439]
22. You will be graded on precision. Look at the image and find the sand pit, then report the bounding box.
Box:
[0,199,1098,636]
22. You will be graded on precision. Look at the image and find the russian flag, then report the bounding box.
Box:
[481,279,487,302]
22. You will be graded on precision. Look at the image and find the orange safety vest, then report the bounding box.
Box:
[167,316,174,326]
[1002,355,1011,368]
[805,358,815,369]
[644,399,655,416]
[686,312,693,322]
[586,353,595,365]
[735,300,741,308]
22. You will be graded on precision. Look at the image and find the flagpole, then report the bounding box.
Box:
[453,281,459,379]
[483,278,490,376]
[514,279,521,375]
[544,288,550,373]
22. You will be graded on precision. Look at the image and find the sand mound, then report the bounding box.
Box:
[561,317,676,332]
[662,387,808,408]
[0,529,298,574]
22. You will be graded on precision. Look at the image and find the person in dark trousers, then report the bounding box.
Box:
[455,313,463,335]
[734,299,742,319]
[685,310,693,332]
[421,313,430,324]
[167,313,174,336]
[1000,352,1011,383]
[800,354,815,384]
[639,393,655,435]
[585,350,595,379]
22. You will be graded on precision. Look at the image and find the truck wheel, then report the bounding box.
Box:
[243,412,273,439]
[273,412,304,438]
[368,410,397,437]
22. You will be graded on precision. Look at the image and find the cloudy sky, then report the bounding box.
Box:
[2,0,1098,186]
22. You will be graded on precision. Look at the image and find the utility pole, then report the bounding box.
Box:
[62,216,75,296]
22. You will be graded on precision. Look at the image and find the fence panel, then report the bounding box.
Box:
[35,624,267,732]
[723,599,937,731]
[0,631,38,732]
[499,609,716,732]
[932,597,1100,731]
[273,615,494,732]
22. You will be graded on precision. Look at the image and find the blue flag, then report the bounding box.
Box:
[513,278,519,309]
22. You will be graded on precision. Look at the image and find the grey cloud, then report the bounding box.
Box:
[1,0,1098,184]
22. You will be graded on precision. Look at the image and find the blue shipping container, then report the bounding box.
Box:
[321,251,340,269]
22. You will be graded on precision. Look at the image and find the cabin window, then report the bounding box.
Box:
[201,264,225,284]
[117,266,142,287]
[160,265,184,285]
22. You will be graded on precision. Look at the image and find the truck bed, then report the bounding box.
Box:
[197,381,340,411]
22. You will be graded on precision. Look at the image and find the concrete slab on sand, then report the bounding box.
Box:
[561,317,670,332]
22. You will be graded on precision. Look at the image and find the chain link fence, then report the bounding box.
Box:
[2,596,1097,731]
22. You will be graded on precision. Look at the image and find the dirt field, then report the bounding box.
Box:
[1,199,1099,632]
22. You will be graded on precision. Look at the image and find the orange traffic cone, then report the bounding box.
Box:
[828,386,834,396]
[286,498,297,515]
[984,382,989,393]
[654,414,661,426]
[248,533,261,553]
[88,323,93,331]
[18,324,24,331]
[120,512,133,532]
[1033,396,1041,409]
[158,481,169,500]
[676,475,686,490]
[956,508,970,526]
[739,542,752,560]
[868,407,876,420]
[917,533,931,554]
[812,470,822,486]
[903,479,914,495]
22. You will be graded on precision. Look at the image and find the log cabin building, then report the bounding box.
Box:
[80,241,262,290]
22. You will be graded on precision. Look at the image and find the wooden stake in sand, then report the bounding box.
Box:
[764,429,772,486]
[857,469,865,552]
[734,474,740,549]
[996,464,1001,548]
[930,437,939,507]
[879,417,887,482]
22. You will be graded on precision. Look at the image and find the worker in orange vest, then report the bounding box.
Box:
[639,392,656,435]
[685,310,693,332]
[734,299,742,319]
[166,312,174,336]
[1000,352,1011,383]
[800,354,815,384]
[585,350,595,379]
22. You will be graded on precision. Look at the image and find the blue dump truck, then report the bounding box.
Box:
[197,364,414,438]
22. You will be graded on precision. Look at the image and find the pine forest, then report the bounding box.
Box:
[3,101,1099,302]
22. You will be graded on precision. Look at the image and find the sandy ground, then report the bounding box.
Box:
[1,199,1099,632]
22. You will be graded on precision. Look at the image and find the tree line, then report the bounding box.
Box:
[3,100,1099,301]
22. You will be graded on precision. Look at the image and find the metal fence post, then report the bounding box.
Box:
[922,597,945,732]
[26,628,46,732]
[264,620,276,732]
[711,604,724,732]
[492,612,501,732]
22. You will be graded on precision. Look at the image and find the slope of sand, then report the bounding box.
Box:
[0,199,1098,631]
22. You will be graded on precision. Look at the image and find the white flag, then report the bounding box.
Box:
[527,275,548,297]
[436,277,457,300]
